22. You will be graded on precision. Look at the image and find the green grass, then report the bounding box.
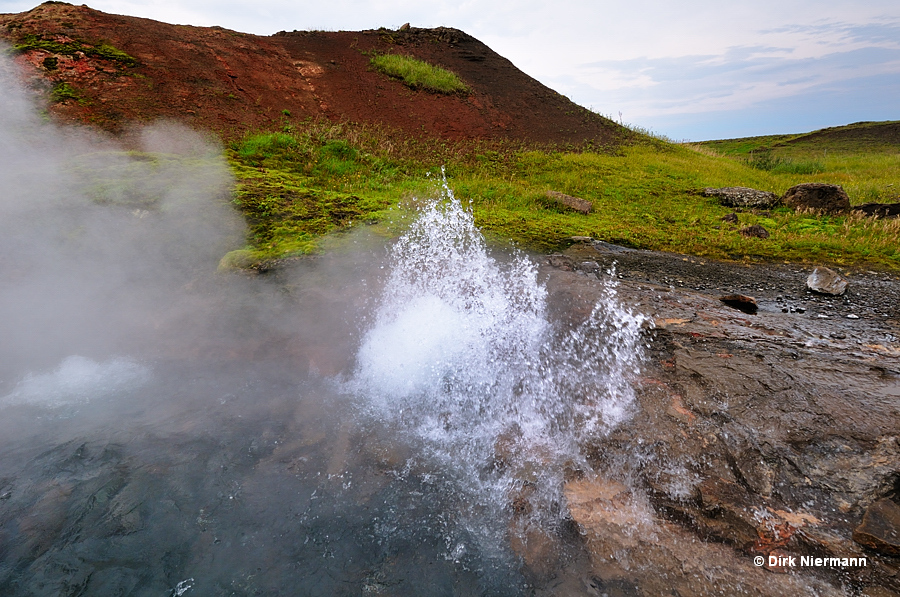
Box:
[370,53,468,94]
[223,121,900,270]
[695,121,900,204]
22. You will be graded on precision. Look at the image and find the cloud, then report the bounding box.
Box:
[545,34,900,138]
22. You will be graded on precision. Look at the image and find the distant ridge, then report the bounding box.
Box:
[699,120,900,155]
[0,2,625,146]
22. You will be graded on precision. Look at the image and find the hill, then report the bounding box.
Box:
[0,2,625,146]
[698,120,900,157]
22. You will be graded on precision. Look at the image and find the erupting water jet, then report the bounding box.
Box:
[349,180,647,560]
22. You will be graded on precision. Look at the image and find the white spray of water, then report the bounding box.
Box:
[1,356,150,408]
[350,182,646,549]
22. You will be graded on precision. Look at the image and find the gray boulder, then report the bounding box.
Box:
[783,183,850,214]
[703,187,779,209]
[807,266,848,295]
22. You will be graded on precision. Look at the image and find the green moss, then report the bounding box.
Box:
[14,34,138,67]
[370,53,468,94]
[49,81,85,104]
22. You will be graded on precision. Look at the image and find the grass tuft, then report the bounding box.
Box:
[370,53,468,94]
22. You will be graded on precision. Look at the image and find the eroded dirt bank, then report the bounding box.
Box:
[539,241,900,595]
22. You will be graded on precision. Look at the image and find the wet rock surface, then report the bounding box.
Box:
[854,500,900,556]
[545,242,900,594]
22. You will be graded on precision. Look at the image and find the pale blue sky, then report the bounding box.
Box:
[2,0,898,140]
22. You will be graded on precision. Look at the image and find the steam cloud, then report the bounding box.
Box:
[0,47,241,400]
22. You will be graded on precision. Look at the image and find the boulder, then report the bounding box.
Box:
[853,499,900,555]
[853,202,900,218]
[703,187,779,209]
[782,183,850,214]
[807,267,848,296]
[739,224,769,239]
[545,190,592,214]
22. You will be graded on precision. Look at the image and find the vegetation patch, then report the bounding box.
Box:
[744,151,824,175]
[370,53,468,94]
[50,81,85,104]
[13,33,138,67]
[223,120,900,270]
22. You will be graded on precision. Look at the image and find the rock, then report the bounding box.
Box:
[807,266,848,295]
[695,477,762,548]
[739,224,770,239]
[719,294,758,314]
[564,477,841,596]
[721,212,739,223]
[853,202,900,218]
[853,499,900,555]
[508,519,559,582]
[703,187,779,208]
[782,183,851,214]
[545,190,592,214]
[399,22,410,31]
[546,254,574,271]
[579,261,600,273]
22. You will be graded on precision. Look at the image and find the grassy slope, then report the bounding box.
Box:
[224,121,900,270]
[697,121,900,203]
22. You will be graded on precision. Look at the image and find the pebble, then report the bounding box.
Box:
[846,314,859,319]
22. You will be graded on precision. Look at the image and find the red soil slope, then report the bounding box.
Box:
[1,2,625,146]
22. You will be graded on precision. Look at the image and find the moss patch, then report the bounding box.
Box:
[14,33,138,67]
[49,81,85,104]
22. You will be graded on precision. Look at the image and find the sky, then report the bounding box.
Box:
[2,0,898,141]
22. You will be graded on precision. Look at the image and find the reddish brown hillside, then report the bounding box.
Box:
[1,2,625,146]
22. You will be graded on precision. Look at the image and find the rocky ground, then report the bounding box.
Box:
[536,240,900,595]
[1,239,898,596]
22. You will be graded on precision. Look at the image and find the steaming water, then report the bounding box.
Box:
[350,183,646,560]
[1,356,150,407]
[0,47,651,595]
